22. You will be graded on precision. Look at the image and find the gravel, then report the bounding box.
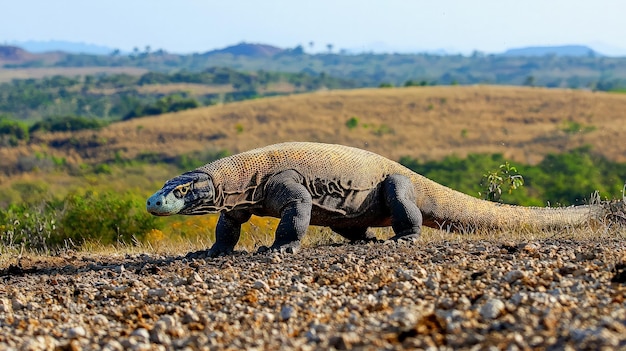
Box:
[1,238,626,350]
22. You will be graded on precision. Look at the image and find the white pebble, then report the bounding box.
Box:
[481,299,505,320]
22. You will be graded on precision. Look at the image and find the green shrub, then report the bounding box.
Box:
[29,115,105,133]
[0,203,59,251]
[1,191,161,250]
[400,147,626,206]
[58,191,159,245]
[0,115,29,145]
[122,94,201,120]
[345,117,359,130]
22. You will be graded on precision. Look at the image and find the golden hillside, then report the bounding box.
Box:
[3,85,626,172]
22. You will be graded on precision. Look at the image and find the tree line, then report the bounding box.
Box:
[5,48,626,90]
[0,67,359,122]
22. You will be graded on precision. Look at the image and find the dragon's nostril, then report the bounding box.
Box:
[156,201,162,206]
[147,200,151,206]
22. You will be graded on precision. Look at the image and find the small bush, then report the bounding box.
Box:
[0,115,29,145]
[58,191,159,246]
[1,191,162,251]
[345,117,359,130]
[29,115,105,133]
[561,120,596,134]
[0,203,60,251]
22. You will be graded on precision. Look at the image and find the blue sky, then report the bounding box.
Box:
[3,0,626,55]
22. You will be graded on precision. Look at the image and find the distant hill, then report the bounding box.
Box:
[203,42,285,57]
[0,46,33,61]
[2,41,626,90]
[501,45,602,57]
[10,40,116,55]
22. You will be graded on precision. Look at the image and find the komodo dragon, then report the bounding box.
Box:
[147,142,622,256]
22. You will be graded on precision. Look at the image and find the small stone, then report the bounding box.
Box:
[150,327,172,345]
[182,310,200,324]
[67,326,87,339]
[389,307,418,328]
[280,305,297,321]
[189,272,203,284]
[148,288,167,297]
[305,328,321,342]
[253,280,270,291]
[505,270,525,283]
[11,296,25,310]
[131,328,150,342]
[101,340,124,351]
[481,299,505,320]
[329,335,350,350]
[0,298,12,313]
[157,315,177,330]
[92,314,109,325]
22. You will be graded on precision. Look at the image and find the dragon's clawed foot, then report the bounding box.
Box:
[185,245,235,259]
[256,241,301,255]
[388,233,420,243]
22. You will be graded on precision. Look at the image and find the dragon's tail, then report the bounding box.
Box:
[410,174,623,231]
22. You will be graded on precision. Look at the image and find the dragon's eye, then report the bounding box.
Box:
[173,183,191,199]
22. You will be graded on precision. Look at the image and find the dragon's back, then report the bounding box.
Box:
[199,142,404,189]
[196,142,410,212]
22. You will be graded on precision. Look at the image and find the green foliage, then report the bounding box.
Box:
[404,80,429,87]
[6,49,626,90]
[400,147,626,206]
[122,94,200,120]
[59,191,159,245]
[372,124,394,136]
[234,123,244,134]
[0,202,60,251]
[561,120,597,134]
[379,83,394,88]
[480,162,524,202]
[0,114,29,145]
[345,117,359,130]
[0,190,161,250]
[93,164,112,174]
[0,68,359,122]
[29,115,105,133]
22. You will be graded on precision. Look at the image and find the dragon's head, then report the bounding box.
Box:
[147,171,216,216]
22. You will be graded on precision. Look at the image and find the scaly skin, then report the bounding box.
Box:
[147,142,620,256]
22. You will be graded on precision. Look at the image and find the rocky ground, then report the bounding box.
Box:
[1,238,626,350]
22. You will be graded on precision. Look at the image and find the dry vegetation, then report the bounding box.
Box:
[3,85,626,178]
[0,67,148,83]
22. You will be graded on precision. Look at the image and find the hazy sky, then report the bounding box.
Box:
[3,0,626,55]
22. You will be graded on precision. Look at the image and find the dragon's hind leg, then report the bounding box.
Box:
[383,174,423,241]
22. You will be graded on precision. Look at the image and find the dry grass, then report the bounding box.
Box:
[3,221,623,270]
[134,83,235,95]
[4,85,626,176]
[0,67,148,83]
